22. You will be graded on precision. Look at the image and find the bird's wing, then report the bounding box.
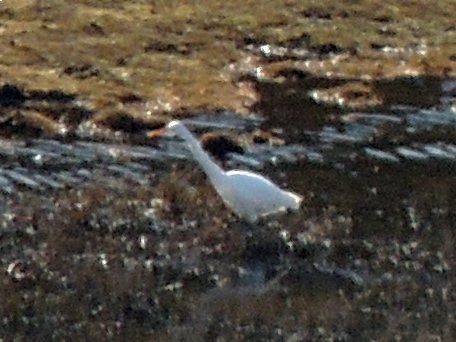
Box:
[225,169,285,194]
[225,169,277,184]
[226,169,302,210]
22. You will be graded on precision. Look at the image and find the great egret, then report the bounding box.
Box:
[162,120,303,223]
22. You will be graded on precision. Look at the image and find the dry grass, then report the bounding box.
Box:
[0,0,454,123]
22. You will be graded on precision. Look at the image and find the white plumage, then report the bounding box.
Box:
[166,120,303,223]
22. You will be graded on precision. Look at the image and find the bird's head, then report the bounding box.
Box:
[165,120,193,140]
[166,120,184,133]
[147,120,193,141]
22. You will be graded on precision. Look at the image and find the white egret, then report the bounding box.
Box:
[163,120,303,223]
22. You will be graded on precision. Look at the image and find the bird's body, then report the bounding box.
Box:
[215,170,302,223]
[165,120,302,223]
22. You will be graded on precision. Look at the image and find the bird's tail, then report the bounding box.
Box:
[286,191,303,211]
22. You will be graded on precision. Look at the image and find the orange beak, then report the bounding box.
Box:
[147,127,166,139]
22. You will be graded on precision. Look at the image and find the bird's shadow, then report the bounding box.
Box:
[234,204,305,235]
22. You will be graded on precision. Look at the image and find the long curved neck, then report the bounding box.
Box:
[178,126,225,183]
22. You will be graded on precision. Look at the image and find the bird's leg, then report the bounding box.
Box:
[237,217,272,246]
[236,219,256,239]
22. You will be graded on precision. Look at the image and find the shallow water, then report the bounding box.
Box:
[0,78,454,193]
